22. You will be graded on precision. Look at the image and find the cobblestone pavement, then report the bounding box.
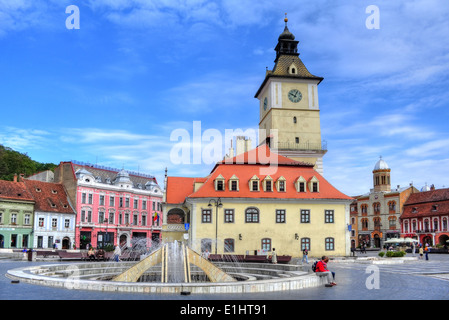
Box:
[1,252,449,301]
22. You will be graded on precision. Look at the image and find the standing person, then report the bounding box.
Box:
[202,249,210,260]
[418,244,424,260]
[425,244,430,261]
[302,248,309,264]
[271,248,277,264]
[316,256,336,286]
[113,245,121,262]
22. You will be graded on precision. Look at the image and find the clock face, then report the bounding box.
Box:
[263,97,268,111]
[288,89,302,103]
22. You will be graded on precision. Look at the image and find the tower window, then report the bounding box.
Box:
[295,137,299,144]
[293,117,297,123]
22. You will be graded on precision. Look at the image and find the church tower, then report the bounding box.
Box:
[255,15,327,174]
[373,157,391,192]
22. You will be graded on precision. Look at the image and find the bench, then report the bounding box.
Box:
[58,251,86,261]
[36,250,59,258]
[244,255,268,263]
[208,254,222,261]
[222,254,245,263]
[277,255,292,264]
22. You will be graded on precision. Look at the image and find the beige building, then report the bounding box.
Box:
[353,158,418,248]
[163,146,353,258]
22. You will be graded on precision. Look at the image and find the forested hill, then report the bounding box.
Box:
[0,144,57,181]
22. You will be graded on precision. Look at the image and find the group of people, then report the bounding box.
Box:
[87,247,105,261]
[85,244,122,262]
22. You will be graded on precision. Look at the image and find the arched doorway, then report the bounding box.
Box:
[62,237,70,249]
[373,234,381,248]
[438,234,449,246]
[422,235,432,246]
[167,208,186,224]
[119,234,128,247]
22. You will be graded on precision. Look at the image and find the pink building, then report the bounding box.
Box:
[54,161,163,250]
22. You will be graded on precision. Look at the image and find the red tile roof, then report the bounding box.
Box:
[0,180,34,202]
[401,188,449,219]
[166,146,352,203]
[23,179,75,214]
[166,177,197,204]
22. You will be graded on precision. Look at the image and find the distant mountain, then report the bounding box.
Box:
[0,144,57,181]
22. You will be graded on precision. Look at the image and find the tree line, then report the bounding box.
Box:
[0,144,57,181]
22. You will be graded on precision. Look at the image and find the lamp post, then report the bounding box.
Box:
[208,197,223,255]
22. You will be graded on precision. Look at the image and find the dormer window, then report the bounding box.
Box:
[214,174,225,191]
[288,63,298,75]
[228,175,239,191]
[432,205,438,211]
[309,176,320,193]
[35,188,41,192]
[263,176,273,192]
[296,176,307,192]
[276,176,286,192]
[249,175,260,192]
[412,207,418,213]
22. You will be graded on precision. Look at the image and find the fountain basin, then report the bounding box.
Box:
[6,262,326,294]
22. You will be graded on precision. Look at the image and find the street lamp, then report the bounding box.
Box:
[208,197,223,254]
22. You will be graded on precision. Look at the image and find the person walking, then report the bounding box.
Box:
[425,244,430,261]
[271,248,277,264]
[316,256,336,286]
[113,245,121,262]
[302,248,309,264]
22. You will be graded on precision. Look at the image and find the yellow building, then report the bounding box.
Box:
[255,16,327,174]
[163,145,353,258]
[163,18,352,258]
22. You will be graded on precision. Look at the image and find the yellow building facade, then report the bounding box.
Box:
[164,146,353,258]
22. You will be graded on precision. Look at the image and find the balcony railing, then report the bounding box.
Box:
[415,229,437,234]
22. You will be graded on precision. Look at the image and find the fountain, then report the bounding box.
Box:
[6,240,327,294]
[111,241,235,283]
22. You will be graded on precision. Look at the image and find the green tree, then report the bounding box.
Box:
[0,144,57,181]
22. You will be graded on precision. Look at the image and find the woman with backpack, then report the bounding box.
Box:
[314,256,337,286]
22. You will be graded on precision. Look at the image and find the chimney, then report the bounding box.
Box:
[13,174,17,182]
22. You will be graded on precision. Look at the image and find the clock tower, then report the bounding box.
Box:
[255,15,327,174]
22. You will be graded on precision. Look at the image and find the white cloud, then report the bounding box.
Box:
[0,127,50,151]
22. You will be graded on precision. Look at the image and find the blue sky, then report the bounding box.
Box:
[1,0,449,196]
